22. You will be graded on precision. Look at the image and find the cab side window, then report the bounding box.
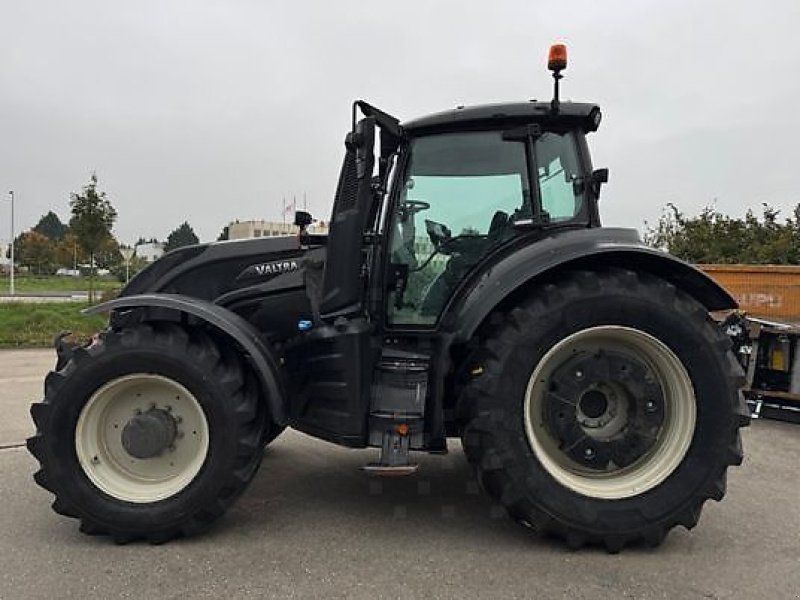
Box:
[536,132,583,223]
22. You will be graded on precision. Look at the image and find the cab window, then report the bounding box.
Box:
[537,132,584,222]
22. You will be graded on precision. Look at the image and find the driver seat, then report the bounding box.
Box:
[419,210,510,317]
[487,210,510,242]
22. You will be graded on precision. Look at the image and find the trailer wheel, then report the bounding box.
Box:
[459,269,749,551]
[27,323,267,543]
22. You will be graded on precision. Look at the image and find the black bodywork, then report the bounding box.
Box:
[88,99,736,454]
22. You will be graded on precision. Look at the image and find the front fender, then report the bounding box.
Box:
[84,293,287,425]
[444,227,736,342]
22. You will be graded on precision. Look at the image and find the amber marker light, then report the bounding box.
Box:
[548,43,568,72]
[396,423,410,436]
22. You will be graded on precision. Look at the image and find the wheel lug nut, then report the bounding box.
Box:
[584,448,595,459]
[645,400,657,413]
[575,370,584,379]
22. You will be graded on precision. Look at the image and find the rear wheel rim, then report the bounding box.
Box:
[523,326,696,500]
[75,374,210,503]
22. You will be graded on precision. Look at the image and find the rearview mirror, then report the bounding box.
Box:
[592,168,609,184]
[294,210,313,229]
[591,168,609,197]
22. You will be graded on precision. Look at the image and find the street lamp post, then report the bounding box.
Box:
[6,190,14,296]
[120,247,135,284]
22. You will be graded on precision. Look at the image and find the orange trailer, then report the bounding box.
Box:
[700,265,800,422]
[699,264,800,323]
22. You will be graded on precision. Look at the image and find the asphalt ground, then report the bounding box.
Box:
[1,349,799,599]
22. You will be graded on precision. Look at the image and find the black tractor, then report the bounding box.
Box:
[28,45,749,551]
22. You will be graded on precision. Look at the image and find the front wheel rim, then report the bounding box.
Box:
[75,374,210,503]
[523,326,696,500]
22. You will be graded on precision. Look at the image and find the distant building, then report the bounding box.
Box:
[135,242,165,262]
[228,219,329,240]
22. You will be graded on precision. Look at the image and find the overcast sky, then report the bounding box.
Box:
[2,0,799,244]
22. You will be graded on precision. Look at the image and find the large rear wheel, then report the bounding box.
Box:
[27,323,268,543]
[460,269,749,551]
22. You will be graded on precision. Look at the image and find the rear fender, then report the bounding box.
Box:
[84,293,287,425]
[444,227,737,343]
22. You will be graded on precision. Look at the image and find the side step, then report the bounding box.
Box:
[362,351,429,476]
[362,465,419,476]
[362,426,420,476]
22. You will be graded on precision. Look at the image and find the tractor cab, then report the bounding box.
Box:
[385,102,604,326]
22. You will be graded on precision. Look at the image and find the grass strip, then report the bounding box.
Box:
[0,302,108,348]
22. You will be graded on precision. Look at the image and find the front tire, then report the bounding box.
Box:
[27,323,267,543]
[459,269,749,551]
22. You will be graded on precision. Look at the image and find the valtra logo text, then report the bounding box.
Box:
[236,259,300,282]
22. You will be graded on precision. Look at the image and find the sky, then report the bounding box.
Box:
[1,0,799,245]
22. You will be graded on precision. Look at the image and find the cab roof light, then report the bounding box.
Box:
[548,43,568,72]
[548,43,568,114]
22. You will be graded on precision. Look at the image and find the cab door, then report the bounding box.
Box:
[385,130,530,327]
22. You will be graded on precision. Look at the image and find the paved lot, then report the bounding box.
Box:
[1,349,799,599]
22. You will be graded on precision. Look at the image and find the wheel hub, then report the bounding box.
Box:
[75,374,210,503]
[545,350,665,470]
[121,408,178,459]
[578,389,608,419]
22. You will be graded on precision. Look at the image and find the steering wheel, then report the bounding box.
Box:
[399,199,430,218]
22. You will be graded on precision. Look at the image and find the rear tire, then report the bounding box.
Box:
[459,269,749,551]
[27,323,267,543]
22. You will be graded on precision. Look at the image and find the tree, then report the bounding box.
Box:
[165,221,199,252]
[33,211,69,241]
[69,174,117,301]
[95,236,123,270]
[17,231,55,275]
[216,225,230,241]
[54,233,87,270]
[135,236,160,246]
[644,202,800,264]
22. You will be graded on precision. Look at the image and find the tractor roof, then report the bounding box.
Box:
[401,101,601,135]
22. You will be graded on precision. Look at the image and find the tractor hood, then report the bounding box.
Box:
[122,236,307,302]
